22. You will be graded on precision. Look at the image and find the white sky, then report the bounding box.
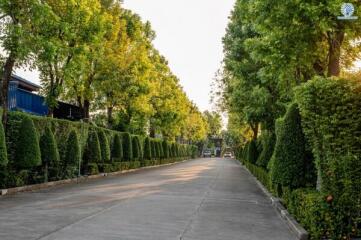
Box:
[15,0,236,112]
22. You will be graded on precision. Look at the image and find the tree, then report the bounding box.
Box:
[0,1,55,124]
[40,126,60,181]
[203,111,222,138]
[15,116,41,169]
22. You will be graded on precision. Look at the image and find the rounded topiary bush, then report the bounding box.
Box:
[256,131,276,169]
[132,136,141,161]
[111,134,123,162]
[150,140,156,159]
[98,130,110,163]
[162,140,169,159]
[15,116,41,169]
[83,130,102,164]
[246,140,258,164]
[269,103,314,189]
[40,126,60,180]
[123,132,133,161]
[143,137,151,160]
[0,120,8,168]
[65,129,81,169]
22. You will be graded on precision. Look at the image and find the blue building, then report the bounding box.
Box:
[8,75,83,120]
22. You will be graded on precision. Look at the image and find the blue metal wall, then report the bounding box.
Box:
[8,83,48,116]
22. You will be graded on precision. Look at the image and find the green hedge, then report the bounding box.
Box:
[268,103,315,189]
[256,131,275,169]
[40,126,60,181]
[143,137,151,160]
[111,134,123,162]
[0,120,8,167]
[2,111,197,188]
[132,136,141,161]
[295,77,361,238]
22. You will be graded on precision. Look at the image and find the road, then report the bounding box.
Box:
[0,158,296,240]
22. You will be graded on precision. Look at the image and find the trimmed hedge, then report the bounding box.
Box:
[0,120,8,167]
[14,116,41,169]
[295,77,361,238]
[269,103,315,189]
[123,132,133,161]
[40,126,60,181]
[2,111,198,188]
[256,131,275,169]
[111,134,123,162]
[98,130,110,163]
[246,140,258,164]
[132,136,141,161]
[162,140,169,159]
[64,129,81,176]
[143,137,151,160]
[83,130,102,165]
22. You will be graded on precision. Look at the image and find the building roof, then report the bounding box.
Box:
[10,74,41,92]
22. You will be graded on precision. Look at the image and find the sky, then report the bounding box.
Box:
[15,0,236,112]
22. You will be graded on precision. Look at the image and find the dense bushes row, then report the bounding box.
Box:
[238,77,361,239]
[0,111,198,189]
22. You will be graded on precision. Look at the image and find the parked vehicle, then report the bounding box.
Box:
[223,152,233,158]
[203,149,212,158]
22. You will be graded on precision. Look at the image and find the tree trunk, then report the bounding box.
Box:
[327,30,344,77]
[1,52,16,127]
[107,106,113,128]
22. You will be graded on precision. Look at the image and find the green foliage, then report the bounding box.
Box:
[154,140,161,159]
[83,130,102,165]
[162,140,169,159]
[0,120,8,167]
[111,134,123,162]
[64,130,81,170]
[132,136,141,161]
[122,132,133,161]
[158,141,164,159]
[14,116,41,169]
[150,140,156,159]
[295,77,361,237]
[246,140,258,164]
[269,103,315,189]
[98,130,110,163]
[256,131,275,169]
[40,126,60,180]
[243,161,271,191]
[143,137,151,160]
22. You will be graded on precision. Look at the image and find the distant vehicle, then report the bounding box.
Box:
[223,152,233,158]
[203,149,212,158]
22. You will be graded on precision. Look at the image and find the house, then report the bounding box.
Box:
[8,75,83,120]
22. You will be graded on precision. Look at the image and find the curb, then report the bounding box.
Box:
[0,159,191,197]
[238,160,309,240]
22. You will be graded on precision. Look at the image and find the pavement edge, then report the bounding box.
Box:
[237,160,309,240]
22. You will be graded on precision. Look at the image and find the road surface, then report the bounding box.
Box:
[0,158,296,240]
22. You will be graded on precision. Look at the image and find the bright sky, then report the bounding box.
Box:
[15,0,236,112]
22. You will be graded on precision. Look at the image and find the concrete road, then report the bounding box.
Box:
[0,158,296,240]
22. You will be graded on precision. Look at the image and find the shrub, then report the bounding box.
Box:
[64,130,81,174]
[143,137,152,160]
[83,130,102,165]
[132,136,141,161]
[256,131,275,169]
[122,132,133,161]
[0,120,8,167]
[162,140,169,159]
[269,103,315,189]
[14,116,41,169]
[246,140,258,164]
[98,130,110,163]
[40,126,60,181]
[158,141,164,159]
[155,141,161,159]
[111,134,123,162]
[151,140,156,159]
